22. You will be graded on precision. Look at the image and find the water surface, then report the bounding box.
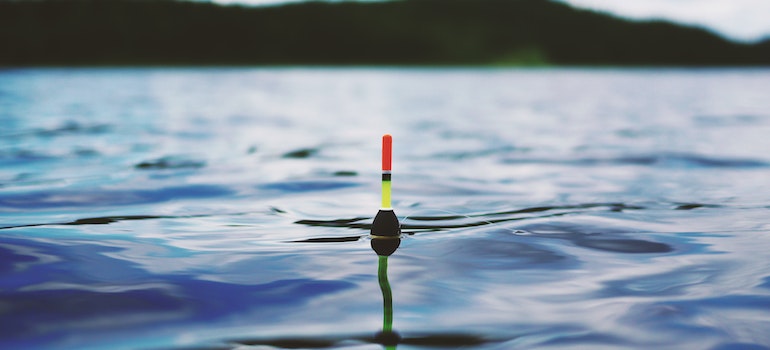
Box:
[2,67,770,349]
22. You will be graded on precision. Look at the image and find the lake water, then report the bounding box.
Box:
[1,67,770,350]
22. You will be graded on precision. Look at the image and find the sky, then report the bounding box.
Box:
[209,0,770,42]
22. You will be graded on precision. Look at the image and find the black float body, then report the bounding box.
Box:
[371,209,401,256]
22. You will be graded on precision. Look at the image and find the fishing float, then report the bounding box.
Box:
[370,134,401,255]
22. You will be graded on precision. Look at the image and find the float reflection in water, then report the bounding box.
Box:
[372,230,402,349]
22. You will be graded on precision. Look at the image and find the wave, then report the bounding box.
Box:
[502,153,769,168]
[231,332,500,349]
[0,184,232,210]
[1,121,111,139]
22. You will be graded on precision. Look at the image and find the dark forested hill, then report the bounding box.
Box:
[1,0,768,66]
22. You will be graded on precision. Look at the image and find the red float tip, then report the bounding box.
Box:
[382,134,392,171]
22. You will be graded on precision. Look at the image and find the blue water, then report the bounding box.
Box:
[1,67,770,349]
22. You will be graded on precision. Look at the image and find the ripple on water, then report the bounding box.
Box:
[282,147,320,159]
[435,233,569,270]
[501,153,769,168]
[0,185,233,210]
[0,148,56,166]
[258,180,360,193]
[516,220,674,254]
[599,266,717,297]
[1,121,112,139]
[134,156,206,170]
[574,238,672,253]
[231,332,503,349]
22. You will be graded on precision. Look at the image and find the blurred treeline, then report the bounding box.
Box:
[1,0,769,66]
